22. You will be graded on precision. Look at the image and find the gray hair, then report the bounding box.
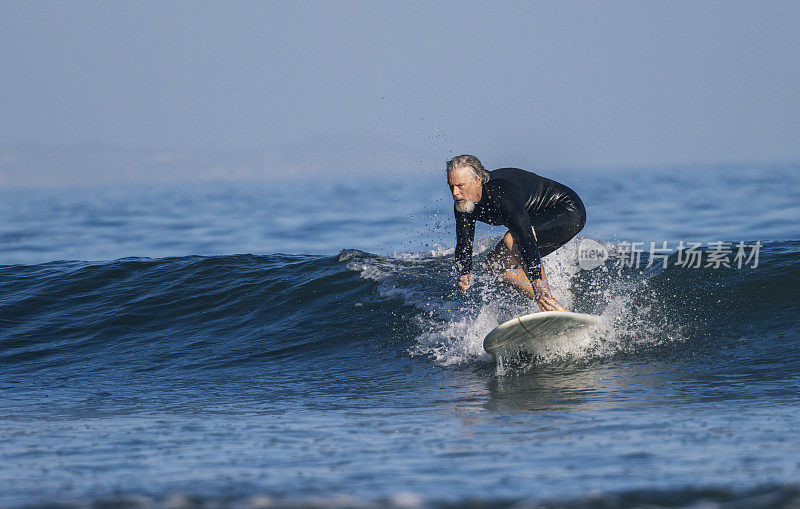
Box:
[446,155,490,184]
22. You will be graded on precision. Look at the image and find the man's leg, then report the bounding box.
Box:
[485,228,553,300]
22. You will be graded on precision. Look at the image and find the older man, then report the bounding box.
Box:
[447,155,586,311]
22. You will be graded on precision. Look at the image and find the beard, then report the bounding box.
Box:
[455,199,475,214]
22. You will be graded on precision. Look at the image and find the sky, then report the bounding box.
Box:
[1,0,799,181]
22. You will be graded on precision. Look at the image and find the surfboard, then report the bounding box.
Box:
[483,311,602,359]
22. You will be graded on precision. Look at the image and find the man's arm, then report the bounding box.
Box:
[454,206,476,293]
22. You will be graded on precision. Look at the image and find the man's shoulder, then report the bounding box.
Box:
[487,168,543,195]
[489,167,538,180]
[484,177,514,194]
[484,174,526,207]
[486,168,533,191]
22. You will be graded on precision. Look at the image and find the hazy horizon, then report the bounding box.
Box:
[2,1,799,186]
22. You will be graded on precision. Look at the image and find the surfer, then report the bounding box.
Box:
[448,155,586,311]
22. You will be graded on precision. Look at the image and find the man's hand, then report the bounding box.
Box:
[531,278,565,312]
[457,274,475,295]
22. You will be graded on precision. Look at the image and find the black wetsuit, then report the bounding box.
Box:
[454,168,586,280]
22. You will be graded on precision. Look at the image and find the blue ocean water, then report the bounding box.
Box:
[1,162,799,507]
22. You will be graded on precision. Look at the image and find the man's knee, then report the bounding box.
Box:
[500,229,537,250]
[502,231,516,249]
[564,211,586,241]
[487,233,522,276]
[570,202,587,236]
[486,249,504,276]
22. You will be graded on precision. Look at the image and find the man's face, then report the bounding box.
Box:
[448,166,482,213]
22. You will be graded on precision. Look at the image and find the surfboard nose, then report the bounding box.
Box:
[483,311,602,359]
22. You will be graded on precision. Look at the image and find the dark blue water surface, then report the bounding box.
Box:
[1,162,799,507]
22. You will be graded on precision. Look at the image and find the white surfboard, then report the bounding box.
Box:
[483,311,602,360]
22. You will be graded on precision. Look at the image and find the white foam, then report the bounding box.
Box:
[345,254,438,309]
[392,245,453,259]
[343,237,686,370]
[408,237,686,369]
[409,303,499,365]
[347,261,391,282]
[408,238,587,365]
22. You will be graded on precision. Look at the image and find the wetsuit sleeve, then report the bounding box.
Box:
[454,206,476,275]
[490,182,543,281]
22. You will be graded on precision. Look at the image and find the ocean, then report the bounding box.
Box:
[1,161,799,508]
